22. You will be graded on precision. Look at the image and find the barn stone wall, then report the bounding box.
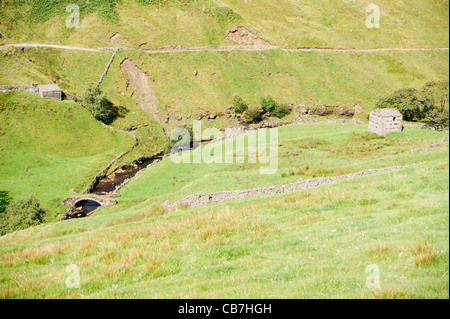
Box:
[369,110,403,135]
[40,90,62,101]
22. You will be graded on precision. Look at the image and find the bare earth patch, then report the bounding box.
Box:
[226,26,273,48]
[120,58,169,130]
[109,32,121,41]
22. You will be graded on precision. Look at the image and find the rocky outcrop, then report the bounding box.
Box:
[298,105,355,117]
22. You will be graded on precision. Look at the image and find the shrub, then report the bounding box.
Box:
[423,109,449,127]
[243,106,263,123]
[232,95,248,114]
[213,6,242,24]
[82,85,119,124]
[164,124,194,154]
[260,96,279,113]
[376,81,449,127]
[273,103,293,118]
[204,6,243,24]
[0,195,45,236]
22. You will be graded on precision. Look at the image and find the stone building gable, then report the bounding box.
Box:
[369,108,403,136]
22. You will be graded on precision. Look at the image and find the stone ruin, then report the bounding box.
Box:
[369,108,403,136]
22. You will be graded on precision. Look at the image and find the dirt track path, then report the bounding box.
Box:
[1,43,448,53]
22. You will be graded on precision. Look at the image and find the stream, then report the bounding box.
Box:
[68,139,219,219]
[91,155,165,196]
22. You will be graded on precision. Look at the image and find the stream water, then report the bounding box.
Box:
[69,139,213,219]
[91,155,165,196]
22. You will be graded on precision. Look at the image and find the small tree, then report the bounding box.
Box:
[243,106,263,123]
[421,81,449,113]
[376,88,425,121]
[260,96,279,113]
[83,85,118,124]
[0,195,45,236]
[423,109,449,127]
[232,94,248,114]
[164,124,194,154]
[273,103,293,118]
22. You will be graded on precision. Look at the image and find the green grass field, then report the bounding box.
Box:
[0,91,135,218]
[118,123,449,204]
[2,47,447,169]
[0,0,448,49]
[0,0,448,299]
[0,123,448,298]
[107,49,448,120]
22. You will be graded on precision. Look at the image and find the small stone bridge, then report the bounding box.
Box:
[61,196,117,209]
[61,196,117,219]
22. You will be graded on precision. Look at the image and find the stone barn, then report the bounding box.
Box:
[38,84,62,101]
[369,108,403,136]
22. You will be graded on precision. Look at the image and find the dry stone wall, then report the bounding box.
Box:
[164,163,421,210]
[0,85,37,94]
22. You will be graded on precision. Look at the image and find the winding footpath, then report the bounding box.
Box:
[0,43,448,54]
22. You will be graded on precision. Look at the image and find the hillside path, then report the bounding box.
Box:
[0,43,448,53]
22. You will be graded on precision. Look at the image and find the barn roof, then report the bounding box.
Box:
[372,108,402,117]
[38,84,61,92]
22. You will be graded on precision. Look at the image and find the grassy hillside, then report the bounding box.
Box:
[0,91,135,216]
[0,0,448,49]
[0,124,447,298]
[107,49,448,122]
[1,46,448,168]
[0,0,447,300]
[0,47,112,97]
[0,47,167,168]
[119,123,449,204]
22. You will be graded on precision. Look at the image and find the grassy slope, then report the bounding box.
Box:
[0,0,448,49]
[3,47,448,125]
[0,47,167,169]
[0,1,448,298]
[0,91,135,216]
[111,49,449,120]
[0,143,447,298]
[118,123,449,204]
[2,47,447,169]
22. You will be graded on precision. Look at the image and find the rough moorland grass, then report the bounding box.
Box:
[0,0,448,49]
[0,91,135,216]
[0,154,447,298]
